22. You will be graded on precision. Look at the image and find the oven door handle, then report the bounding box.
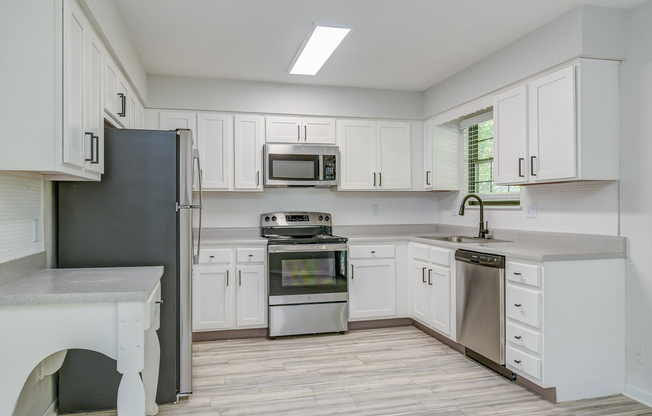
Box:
[268,243,348,253]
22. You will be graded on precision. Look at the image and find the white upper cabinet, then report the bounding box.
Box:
[234,115,264,191]
[338,120,411,191]
[493,60,620,185]
[104,53,130,128]
[198,113,232,190]
[85,28,105,173]
[160,112,197,139]
[493,84,528,184]
[423,120,434,190]
[266,116,335,144]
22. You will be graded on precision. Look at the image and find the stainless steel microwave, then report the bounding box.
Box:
[264,144,338,187]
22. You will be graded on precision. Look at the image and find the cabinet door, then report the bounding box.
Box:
[62,0,88,169]
[192,266,233,331]
[428,266,452,337]
[265,116,302,143]
[338,120,377,190]
[234,115,264,191]
[529,66,577,182]
[160,112,197,146]
[85,28,105,174]
[135,100,145,129]
[127,90,137,129]
[423,120,434,190]
[303,118,336,144]
[198,113,232,190]
[377,121,411,190]
[236,265,266,327]
[409,259,429,324]
[115,74,130,128]
[104,55,120,121]
[349,258,396,320]
[493,84,528,185]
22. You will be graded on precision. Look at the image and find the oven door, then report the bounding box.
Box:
[268,244,347,300]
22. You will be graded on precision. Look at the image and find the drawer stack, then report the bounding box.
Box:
[505,260,543,382]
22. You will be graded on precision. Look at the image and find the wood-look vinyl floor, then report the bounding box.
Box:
[85,326,651,416]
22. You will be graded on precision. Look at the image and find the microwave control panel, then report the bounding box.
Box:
[323,155,337,181]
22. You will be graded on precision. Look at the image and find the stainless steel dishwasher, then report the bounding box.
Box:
[456,250,514,379]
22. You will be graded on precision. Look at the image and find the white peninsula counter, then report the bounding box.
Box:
[0,266,163,416]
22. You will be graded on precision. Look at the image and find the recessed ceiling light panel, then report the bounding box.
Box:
[288,22,355,76]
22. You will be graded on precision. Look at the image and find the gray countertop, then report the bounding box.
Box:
[0,266,164,306]
[199,226,626,262]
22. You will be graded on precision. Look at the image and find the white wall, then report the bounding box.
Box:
[148,75,423,120]
[436,181,620,236]
[197,189,437,228]
[79,0,148,102]
[620,0,652,404]
[422,5,627,119]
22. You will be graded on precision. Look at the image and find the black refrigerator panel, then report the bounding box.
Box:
[58,129,179,412]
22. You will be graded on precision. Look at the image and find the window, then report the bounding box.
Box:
[462,111,519,202]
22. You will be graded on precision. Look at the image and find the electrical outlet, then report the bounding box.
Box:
[32,219,39,243]
[526,203,538,218]
[635,344,645,364]
[372,204,379,215]
[451,205,458,216]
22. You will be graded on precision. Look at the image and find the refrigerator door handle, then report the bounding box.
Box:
[193,149,203,265]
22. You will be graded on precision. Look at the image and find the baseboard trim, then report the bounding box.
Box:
[43,399,58,416]
[348,318,413,330]
[624,383,652,408]
[193,328,267,342]
[412,320,465,354]
[515,375,557,403]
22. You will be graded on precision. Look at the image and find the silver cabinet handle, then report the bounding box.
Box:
[531,156,537,176]
[428,269,432,285]
[426,171,431,186]
[513,272,522,276]
[351,265,354,280]
[156,300,164,304]
[422,267,426,283]
[514,360,521,364]
[118,93,126,117]
[304,125,307,141]
[379,172,382,187]
[370,251,375,254]
[297,125,300,142]
[373,173,376,186]
[239,270,242,286]
[514,303,522,307]
[248,254,253,257]
[514,335,522,340]
[256,171,260,186]
[226,270,229,286]
[518,158,524,178]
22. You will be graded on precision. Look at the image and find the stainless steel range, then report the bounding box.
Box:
[262,212,348,338]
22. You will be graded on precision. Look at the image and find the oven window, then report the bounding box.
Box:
[282,258,335,286]
[272,160,315,179]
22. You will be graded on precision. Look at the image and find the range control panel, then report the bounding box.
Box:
[261,212,332,227]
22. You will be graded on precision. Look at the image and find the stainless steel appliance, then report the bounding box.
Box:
[455,250,514,379]
[262,212,348,337]
[58,129,200,411]
[264,144,338,187]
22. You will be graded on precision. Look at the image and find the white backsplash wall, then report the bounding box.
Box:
[436,181,619,236]
[196,188,438,228]
[0,173,44,262]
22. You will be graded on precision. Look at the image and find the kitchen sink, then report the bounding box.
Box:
[417,236,511,243]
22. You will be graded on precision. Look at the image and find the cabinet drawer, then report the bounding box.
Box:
[507,345,542,380]
[506,284,542,329]
[506,261,542,288]
[236,248,266,263]
[506,322,542,354]
[410,243,429,262]
[429,246,452,267]
[198,249,231,264]
[349,245,395,259]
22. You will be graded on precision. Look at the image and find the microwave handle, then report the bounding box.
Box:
[318,155,324,181]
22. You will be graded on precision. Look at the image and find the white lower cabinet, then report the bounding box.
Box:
[192,246,267,332]
[348,244,397,320]
[408,243,455,340]
[504,257,626,402]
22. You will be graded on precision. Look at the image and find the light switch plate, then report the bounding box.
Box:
[526,203,538,218]
[372,204,379,216]
[635,344,645,364]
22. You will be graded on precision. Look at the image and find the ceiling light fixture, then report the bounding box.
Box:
[288,22,355,76]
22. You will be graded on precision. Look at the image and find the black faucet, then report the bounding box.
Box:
[458,194,489,239]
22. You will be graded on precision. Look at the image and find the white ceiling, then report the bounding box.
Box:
[114,0,645,92]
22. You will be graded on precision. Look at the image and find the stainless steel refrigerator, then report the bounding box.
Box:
[57,128,200,412]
